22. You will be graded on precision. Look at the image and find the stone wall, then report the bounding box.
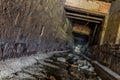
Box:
[0,0,73,59]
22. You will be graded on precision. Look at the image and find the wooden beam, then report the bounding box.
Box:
[67,16,101,23]
[65,0,111,14]
[91,24,98,44]
[66,12,103,21]
[100,15,109,45]
[64,5,105,17]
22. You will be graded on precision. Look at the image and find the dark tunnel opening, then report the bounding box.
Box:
[67,15,104,54]
[65,7,105,52]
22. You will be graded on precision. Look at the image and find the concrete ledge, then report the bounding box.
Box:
[80,53,120,80]
[93,61,120,80]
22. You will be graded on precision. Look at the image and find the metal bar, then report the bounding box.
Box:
[93,24,98,38]
[66,12,103,21]
[67,16,101,23]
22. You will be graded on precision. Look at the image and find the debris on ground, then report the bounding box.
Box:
[2,52,102,80]
[50,75,56,80]
[74,45,81,53]
[57,57,66,62]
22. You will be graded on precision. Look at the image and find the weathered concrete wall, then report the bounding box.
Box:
[0,0,73,59]
[104,0,120,44]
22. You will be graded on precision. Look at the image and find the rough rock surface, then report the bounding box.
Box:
[0,0,73,59]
